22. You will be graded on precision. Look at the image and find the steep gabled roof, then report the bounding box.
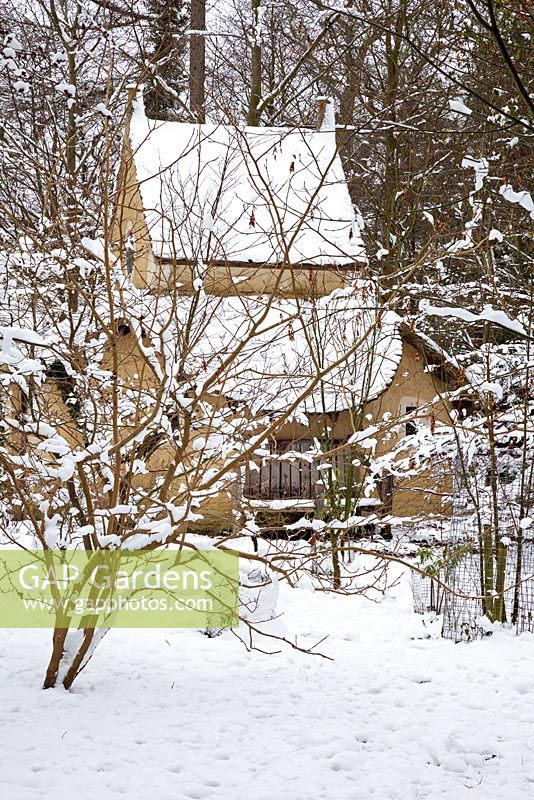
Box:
[399,323,465,389]
[173,286,402,413]
[127,95,366,268]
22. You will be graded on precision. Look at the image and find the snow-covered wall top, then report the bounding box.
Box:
[129,95,366,267]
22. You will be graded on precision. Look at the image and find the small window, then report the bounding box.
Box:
[116,321,131,338]
[405,405,417,436]
[125,233,135,278]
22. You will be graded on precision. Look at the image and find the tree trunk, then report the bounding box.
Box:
[494,540,507,623]
[190,0,206,122]
[247,0,262,125]
[482,524,495,621]
[380,5,405,284]
[43,625,102,690]
[43,625,69,689]
[330,531,341,590]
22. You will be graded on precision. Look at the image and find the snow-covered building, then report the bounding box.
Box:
[112,91,366,295]
[106,93,460,526]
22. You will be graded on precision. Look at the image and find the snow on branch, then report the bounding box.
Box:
[499,183,534,220]
[419,301,530,338]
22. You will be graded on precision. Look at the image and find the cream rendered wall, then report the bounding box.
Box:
[111,138,158,289]
[273,342,453,520]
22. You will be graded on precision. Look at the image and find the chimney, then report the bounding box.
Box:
[316,96,336,132]
[126,83,137,112]
[125,83,147,126]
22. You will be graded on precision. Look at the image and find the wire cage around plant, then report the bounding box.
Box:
[442,541,534,641]
[411,545,447,615]
[441,448,534,642]
[411,570,446,614]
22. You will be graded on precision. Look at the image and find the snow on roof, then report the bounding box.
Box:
[128,95,366,267]
[399,322,463,382]
[177,286,402,413]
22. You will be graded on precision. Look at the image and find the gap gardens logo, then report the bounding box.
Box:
[0,549,239,628]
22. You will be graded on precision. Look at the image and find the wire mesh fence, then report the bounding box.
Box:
[411,449,534,641]
[442,449,532,640]
[441,541,534,641]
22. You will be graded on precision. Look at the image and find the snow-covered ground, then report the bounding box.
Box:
[2,567,534,799]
